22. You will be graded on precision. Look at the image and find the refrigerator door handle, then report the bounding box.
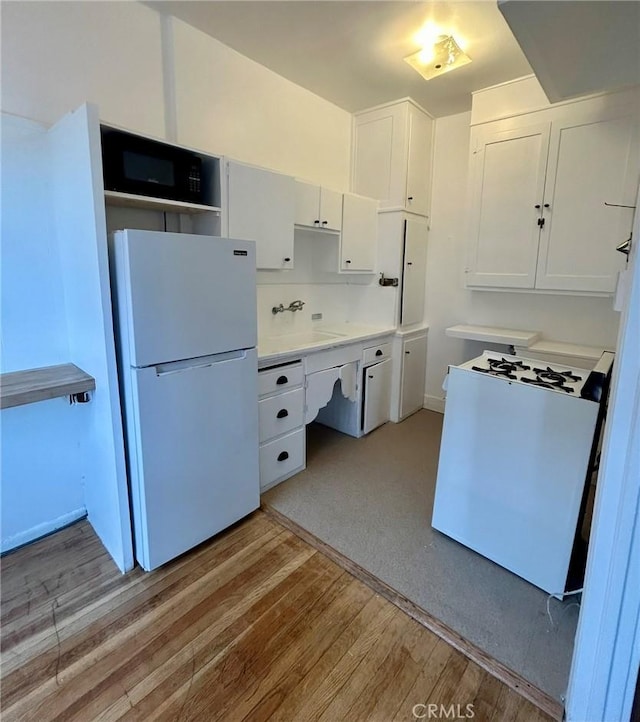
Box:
[154,350,248,376]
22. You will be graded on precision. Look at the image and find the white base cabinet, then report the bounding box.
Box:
[391,329,428,422]
[258,361,306,491]
[362,358,392,434]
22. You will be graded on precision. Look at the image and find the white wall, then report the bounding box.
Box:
[1,1,166,138]
[424,111,621,410]
[171,18,352,189]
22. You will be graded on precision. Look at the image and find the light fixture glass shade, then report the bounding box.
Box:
[404,35,471,81]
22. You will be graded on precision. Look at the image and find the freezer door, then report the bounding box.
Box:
[111,230,257,367]
[127,349,259,571]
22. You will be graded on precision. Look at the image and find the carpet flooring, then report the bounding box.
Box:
[264,410,580,702]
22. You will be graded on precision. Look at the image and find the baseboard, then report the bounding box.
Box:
[262,504,563,722]
[424,394,445,414]
[1,508,87,554]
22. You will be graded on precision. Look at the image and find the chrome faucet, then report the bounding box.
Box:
[272,300,306,314]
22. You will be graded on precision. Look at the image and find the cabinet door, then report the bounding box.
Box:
[466,123,550,289]
[319,187,343,231]
[353,103,408,210]
[401,219,428,326]
[294,180,320,227]
[406,104,433,216]
[227,161,295,270]
[363,358,392,434]
[400,335,427,420]
[341,193,377,272]
[535,109,637,293]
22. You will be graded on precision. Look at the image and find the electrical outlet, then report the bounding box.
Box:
[311,313,323,321]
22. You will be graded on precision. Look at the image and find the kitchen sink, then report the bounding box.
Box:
[258,329,348,355]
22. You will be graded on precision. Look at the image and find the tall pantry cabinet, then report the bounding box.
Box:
[352,99,433,421]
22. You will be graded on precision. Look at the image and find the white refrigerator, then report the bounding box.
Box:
[109,229,259,571]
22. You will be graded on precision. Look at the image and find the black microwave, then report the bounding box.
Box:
[101,127,204,205]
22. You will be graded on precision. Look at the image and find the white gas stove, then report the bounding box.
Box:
[433,350,613,597]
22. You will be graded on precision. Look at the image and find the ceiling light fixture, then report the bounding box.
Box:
[404,35,472,81]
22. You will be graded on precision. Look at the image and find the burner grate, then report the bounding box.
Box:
[521,377,575,393]
[472,366,517,379]
[533,366,581,384]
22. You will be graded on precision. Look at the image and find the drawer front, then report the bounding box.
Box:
[305,344,361,375]
[259,428,305,488]
[258,363,304,397]
[362,341,392,365]
[259,387,304,442]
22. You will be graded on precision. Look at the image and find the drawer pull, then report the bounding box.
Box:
[276,375,288,385]
[375,349,383,356]
[277,451,289,462]
[276,409,289,419]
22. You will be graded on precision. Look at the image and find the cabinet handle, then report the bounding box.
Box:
[284,257,291,262]
[375,349,383,356]
[276,375,288,385]
[277,451,289,462]
[276,409,289,419]
[537,218,546,228]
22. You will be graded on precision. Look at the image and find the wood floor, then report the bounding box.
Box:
[1,512,554,721]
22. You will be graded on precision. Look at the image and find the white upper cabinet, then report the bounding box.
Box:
[353,99,433,217]
[294,181,343,231]
[226,160,295,270]
[340,193,377,273]
[467,123,550,289]
[466,92,639,294]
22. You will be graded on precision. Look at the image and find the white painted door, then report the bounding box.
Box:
[406,104,433,216]
[466,123,550,288]
[400,334,427,419]
[227,161,294,270]
[319,187,343,231]
[362,358,392,434]
[401,219,428,326]
[535,108,637,292]
[341,192,377,272]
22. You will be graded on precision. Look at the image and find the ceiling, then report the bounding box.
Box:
[147,1,534,117]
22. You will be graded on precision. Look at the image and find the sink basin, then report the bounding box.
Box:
[258,329,347,355]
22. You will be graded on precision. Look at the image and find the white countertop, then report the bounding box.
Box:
[258,323,397,365]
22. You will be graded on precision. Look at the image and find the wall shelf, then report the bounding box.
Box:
[1,363,96,409]
[104,190,220,215]
[445,324,541,347]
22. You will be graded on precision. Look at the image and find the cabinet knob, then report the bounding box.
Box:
[534,204,541,209]
[345,259,351,264]
[276,408,289,419]
[368,375,374,379]
[314,220,320,225]
[322,220,328,225]
[284,257,291,262]
[405,351,411,354]
[407,261,413,266]
[544,203,550,208]
[407,196,414,201]
[277,451,289,462]
[276,375,288,385]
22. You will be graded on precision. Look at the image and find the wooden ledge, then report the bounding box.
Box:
[1,363,95,409]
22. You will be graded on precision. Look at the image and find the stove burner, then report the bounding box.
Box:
[472,366,517,380]
[487,357,531,374]
[533,366,581,384]
[521,377,575,393]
